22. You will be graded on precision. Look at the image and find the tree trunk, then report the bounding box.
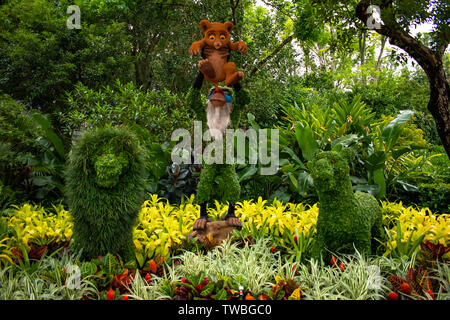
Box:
[359,31,367,85]
[427,67,450,157]
[356,0,450,157]
[375,35,386,71]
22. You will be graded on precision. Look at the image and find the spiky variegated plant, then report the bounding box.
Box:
[66,127,146,261]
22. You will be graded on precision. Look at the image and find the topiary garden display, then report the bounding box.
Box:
[1,4,449,305]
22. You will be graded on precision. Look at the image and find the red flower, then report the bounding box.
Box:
[293,235,298,244]
[145,273,152,283]
[149,260,157,274]
[107,288,115,300]
[330,256,338,267]
[270,246,276,253]
[339,263,346,272]
[401,283,410,295]
[427,289,434,300]
[202,277,209,285]
[387,292,398,300]
[181,277,188,283]
[122,295,129,300]
[245,293,255,300]
[195,284,205,291]
[292,264,298,275]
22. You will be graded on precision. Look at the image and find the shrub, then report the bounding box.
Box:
[0,94,43,209]
[387,146,450,213]
[0,0,134,112]
[63,81,192,144]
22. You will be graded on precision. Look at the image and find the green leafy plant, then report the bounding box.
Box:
[388,266,436,300]
[27,113,67,202]
[170,239,280,296]
[283,229,316,264]
[363,110,418,199]
[64,80,192,144]
[332,95,375,136]
[383,220,426,259]
[278,97,369,201]
[157,163,201,205]
[0,250,98,300]
[234,113,284,203]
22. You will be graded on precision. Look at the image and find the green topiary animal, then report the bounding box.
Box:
[309,149,384,260]
[66,127,146,261]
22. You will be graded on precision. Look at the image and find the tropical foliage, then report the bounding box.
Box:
[0,0,448,301]
[0,196,448,300]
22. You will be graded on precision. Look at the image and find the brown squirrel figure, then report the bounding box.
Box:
[189,20,248,90]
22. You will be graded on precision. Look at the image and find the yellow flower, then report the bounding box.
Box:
[289,288,302,300]
[2,197,447,262]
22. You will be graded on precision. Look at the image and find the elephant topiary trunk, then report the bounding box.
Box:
[66,127,146,261]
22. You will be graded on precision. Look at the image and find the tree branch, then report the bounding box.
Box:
[250,35,293,76]
[375,35,387,70]
[230,0,240,26]
[259,0,295,19]
[355,0,440,73]
[437,42,449,59]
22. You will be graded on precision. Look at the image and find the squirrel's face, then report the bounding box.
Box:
[200,20,233,50]
[205,29,229,49]
[93,146,129,188]
[310,151,349,192]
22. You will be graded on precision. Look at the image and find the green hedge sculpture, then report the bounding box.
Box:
[309,149,384,260]
[66,127,146,261]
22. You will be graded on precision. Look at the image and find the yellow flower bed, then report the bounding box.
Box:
[133,195,319,262]
[6,203,73,248]
[1,195,448,263]
[381,201,450,257]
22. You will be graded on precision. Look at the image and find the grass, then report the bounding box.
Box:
[165,238,281,295]
[0,237,447,300]
[0,249,98,300]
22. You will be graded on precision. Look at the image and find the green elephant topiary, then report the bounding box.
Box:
[66,127,146,261]
[309,149,384,261]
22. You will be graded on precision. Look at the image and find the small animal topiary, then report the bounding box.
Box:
[66,127,146,261]
[309,149,384,260]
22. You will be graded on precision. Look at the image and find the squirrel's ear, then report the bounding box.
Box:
[313,149,323,161]
[341,148,356,163]
[200,20,211,32]
[224,21,234,33]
